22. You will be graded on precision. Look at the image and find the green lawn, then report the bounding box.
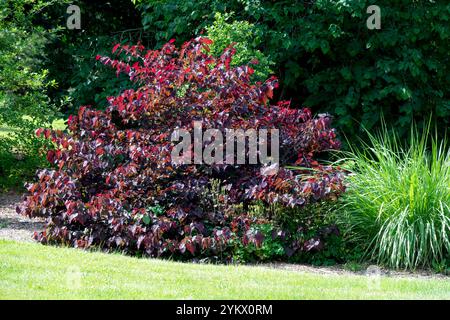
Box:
[0,240,449,300]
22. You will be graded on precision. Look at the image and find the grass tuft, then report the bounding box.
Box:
[337,123,450,270]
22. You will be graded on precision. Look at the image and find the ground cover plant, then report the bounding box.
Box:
[17,37,346,262]
[337,125,450,270]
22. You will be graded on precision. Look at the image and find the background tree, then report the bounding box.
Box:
[135,0,450,142]
[0,0,59,189]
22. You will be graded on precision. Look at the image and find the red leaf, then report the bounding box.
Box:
[202,38,213,45]
[46,150,55,163]
[186,240,196,255]
[112,43,121,53]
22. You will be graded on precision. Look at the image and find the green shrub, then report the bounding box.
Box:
[0,142,46,190]
[231,223,286,263]
[245,201,353,266]
[51,35,138,111]
[0,0,59,190]
[337,124,450,270]
[205,12,274,82]
[1,1,142,190]
[39,0,143,112]
[134,0,228,46]
[135,0,450,142]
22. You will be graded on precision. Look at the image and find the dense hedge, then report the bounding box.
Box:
[135,0,450,141]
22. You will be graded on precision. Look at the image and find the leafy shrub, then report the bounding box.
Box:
[0,141,48,190]
[337,124,450,270]
[231,223,285,262]
[135,0,450,142]
[0,0,59,190]
[205,12,274,82]
[134,0,227,46]
[39,0,143,112]
[244,201,353,265]
[18,38,345,261]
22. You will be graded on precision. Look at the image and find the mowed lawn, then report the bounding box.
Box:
[0,240,449,300]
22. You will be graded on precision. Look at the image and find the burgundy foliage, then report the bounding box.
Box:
[18,37,345,260]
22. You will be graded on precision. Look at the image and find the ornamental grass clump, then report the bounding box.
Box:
[339,125,450,270]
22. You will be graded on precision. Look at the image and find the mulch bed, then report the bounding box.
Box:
[0,192,44,242]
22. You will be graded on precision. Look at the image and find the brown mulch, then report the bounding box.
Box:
[0,192,44,242]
